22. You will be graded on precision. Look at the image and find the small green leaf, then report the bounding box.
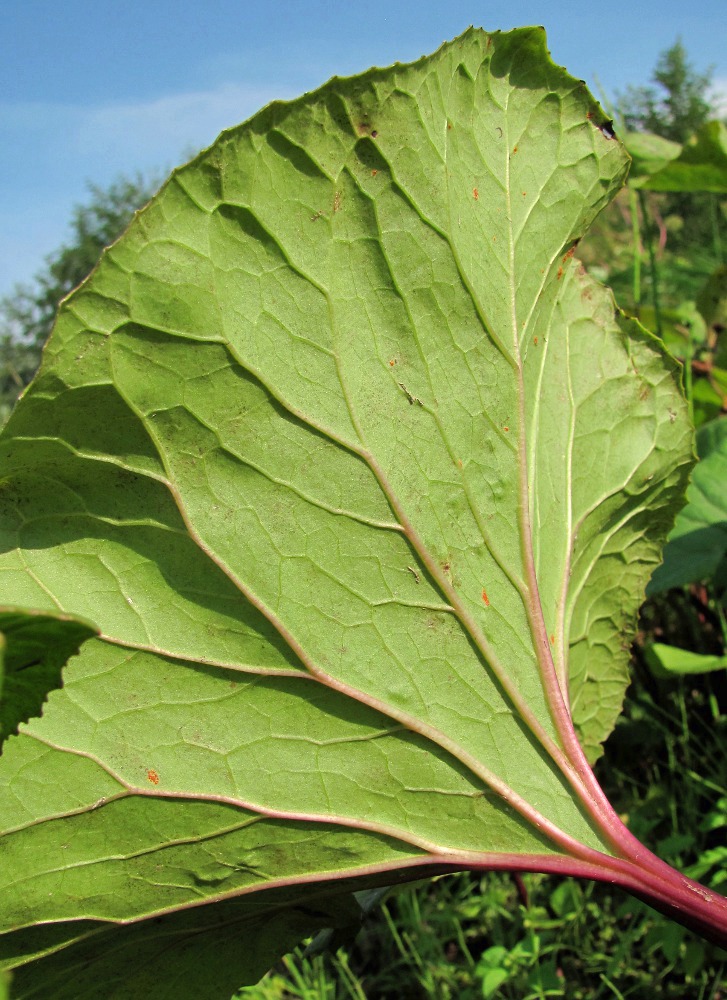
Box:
[644,643,727,677]
[481,966,510,998]
[639,121,727,193]
[623,131,682,187]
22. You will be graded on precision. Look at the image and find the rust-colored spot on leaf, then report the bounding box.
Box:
[147,769,160,785]
[482,590,490,607]
[503,426,509,432]
[447,121,452,130]
[512,145,518,154]
[371,169,378,177]
[457,458,463,468]
[388,358,397,367]
[522,191,527,197]
[549,634,555,646]
[473,188,479,200]
[533,336,538,345]
[557,266,564,280]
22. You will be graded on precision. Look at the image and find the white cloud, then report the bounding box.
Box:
[75,82,294,165]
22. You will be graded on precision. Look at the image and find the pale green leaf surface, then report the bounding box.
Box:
[0,28,692,994]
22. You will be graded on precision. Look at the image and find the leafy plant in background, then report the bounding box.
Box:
[578,39,727,708]
[0,27,725,999]
[615,114,727,686]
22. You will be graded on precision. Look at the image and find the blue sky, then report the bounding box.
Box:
[2,0,725,300]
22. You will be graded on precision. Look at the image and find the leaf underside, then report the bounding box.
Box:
[0,27,692,996]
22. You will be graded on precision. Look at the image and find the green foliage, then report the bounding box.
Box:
[618,39,716,145]
[638,122,727,194]
[0,27,722,997]
[605,39,727,314]
[649,416,727,595]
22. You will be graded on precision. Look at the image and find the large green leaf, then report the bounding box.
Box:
[648,416,727,594]
[0,28,698,994]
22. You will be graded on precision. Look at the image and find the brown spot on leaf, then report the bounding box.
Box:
[371,169,378,177]
[533,336,538,345]
[549,634,555,646]
[333,191,342,213]
[482,590,490,607]
[557,267,564,280]
[512,145,518,154]
[147,769,160,785]
[473,188,479,200]
[370,129,378,138]
[388,358,397,367]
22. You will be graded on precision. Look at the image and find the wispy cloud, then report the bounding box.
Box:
[0,82,293,296]
[74,82,294,163]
